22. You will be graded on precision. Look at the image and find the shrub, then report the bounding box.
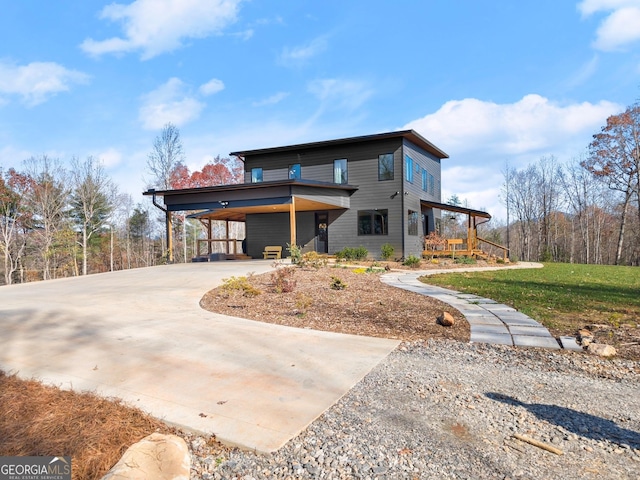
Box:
[335,246,368,262]
[299,251,328,269]
[271,266,297,293]
[403,255,422,268]
[220,276,261,297]
[287,243,302,264]
[295,292,313,314]
[353,267,367,274]
[330,276,348,290]
[380,243,394,260]
[454,256,477,265]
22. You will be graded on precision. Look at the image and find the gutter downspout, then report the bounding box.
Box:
[149,190,174,264]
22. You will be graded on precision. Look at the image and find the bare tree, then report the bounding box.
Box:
[582,103,640,265]
[146,123,185,190]
[0,169,33,284]
[70,156,116,275]
[23,155,70,280]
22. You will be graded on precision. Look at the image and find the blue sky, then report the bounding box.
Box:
[1,0,639,220]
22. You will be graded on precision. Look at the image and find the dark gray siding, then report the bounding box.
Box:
[402,139,444,257]
[245,211,318,258]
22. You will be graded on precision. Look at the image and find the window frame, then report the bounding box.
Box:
[288,163,301,180]
[405,155,414,183]
[378,153,394,181]
[357,209,388,236]
[408,210,419,236]
[333,158,348,184]
[251,167,263,183]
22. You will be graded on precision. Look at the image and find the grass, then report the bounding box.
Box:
[420,263,640,333]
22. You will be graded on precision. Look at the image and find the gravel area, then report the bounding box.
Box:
[186,340,640,480]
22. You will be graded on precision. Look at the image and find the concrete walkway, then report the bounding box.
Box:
[0,262,399,453]
[382,263,563,350]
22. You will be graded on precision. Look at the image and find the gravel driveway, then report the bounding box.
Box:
[189,339,640,479]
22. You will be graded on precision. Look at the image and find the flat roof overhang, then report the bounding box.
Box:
[230,129,449,160]
[421,200,491,219]
[143,179,357,222]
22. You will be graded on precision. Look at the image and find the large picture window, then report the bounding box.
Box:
[378,153,394,180]
[408,210,419,236]
[358,209,388,235]
[251,167,263,183]
[334,159,348,184]
[405,155,414,183]
[289,163,301,180]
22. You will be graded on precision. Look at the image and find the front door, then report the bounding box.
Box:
[315,212,328,253]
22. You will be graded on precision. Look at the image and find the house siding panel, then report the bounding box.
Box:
[402,139,444,257]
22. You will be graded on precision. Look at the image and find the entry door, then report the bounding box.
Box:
[315,212,328,253]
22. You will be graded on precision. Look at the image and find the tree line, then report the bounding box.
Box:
[0,123,242,285]
[493,102,640,265]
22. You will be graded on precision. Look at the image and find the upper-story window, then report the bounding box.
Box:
[429,173,435,195]
[251,167,263,183]
[405,155,414,183]
[422,169,428,191]
[289,163,301,180]
[378,153,394,181]
[334,159,348,184]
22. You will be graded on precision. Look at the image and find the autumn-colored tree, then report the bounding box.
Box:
[582,103,640,265]
[0,168,33,284]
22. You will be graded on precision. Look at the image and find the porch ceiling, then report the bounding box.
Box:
[190,197,346,222]
[421,200,491,219]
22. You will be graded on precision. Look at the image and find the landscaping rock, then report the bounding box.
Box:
[587,343,617,358]
[577,329,594,346]
[101,433,190,480]
[438,312,455,327]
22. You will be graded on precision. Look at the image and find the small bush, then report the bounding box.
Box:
[287,243,302,264]
[335,246,368,262]
[220,276,261,297]
[454,256,477,265]
[353,267,367,274]
[330,276,348,290]
[403,255,422,268]
[380,243,394,260]
[295,292,314,313]
[271,266,297,293]
[299,251,328,269]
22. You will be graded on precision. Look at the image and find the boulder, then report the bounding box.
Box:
[101,433,190,480]
[577,329,594,346]
[587,343,617,358]
[438,312,455,327]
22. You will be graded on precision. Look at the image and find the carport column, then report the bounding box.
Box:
[166,210,174,263]
[207,220,212,255]
[289,196,297,249]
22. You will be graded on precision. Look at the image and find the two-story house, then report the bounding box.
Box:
[144,130,488,261]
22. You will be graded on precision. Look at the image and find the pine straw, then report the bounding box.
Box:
[0,371,177,480]
[200,266,470,342]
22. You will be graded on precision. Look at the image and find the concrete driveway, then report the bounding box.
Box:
[0,262,399,453]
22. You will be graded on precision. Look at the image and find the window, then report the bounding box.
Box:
[378,153,394,180]
[251,167,263,183]
[289,163,301,180]
[422,169,428,191]
[405,155,414,183]
[334,159,348,184]
[358,209,388,235]
[429,173,435,195]
[408,210,419,236]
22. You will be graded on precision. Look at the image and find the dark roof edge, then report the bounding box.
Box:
[143,179,359,197]
[230,130,449,159]
[421,200,491,219]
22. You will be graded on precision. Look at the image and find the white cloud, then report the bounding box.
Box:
[403,94,620,156]
[578,0,640,50]
[280,36,328,65]
[94,147,123,168]
[81,0,242,60]
[139,77,204,130]
[199,78,225,96]
[403,94,622,220]
[0,61,89,106]
[251,92,289,107]
[308,78,373,111]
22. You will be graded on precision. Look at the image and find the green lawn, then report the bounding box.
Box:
[419,263,640,333]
